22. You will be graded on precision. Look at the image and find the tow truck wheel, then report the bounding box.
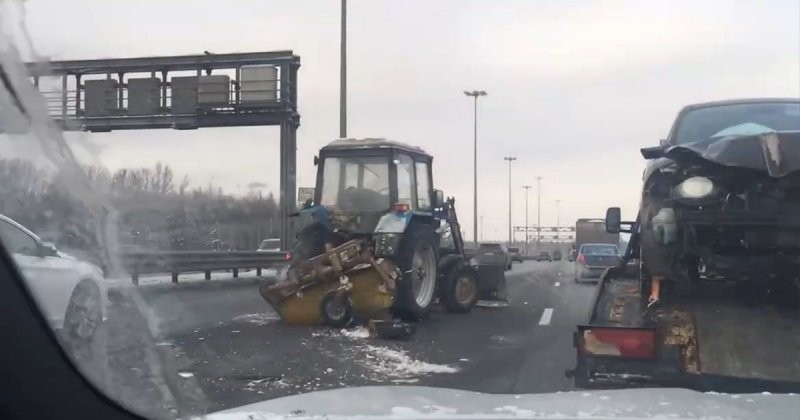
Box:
[440,262,478,313]
[394,224,438,321]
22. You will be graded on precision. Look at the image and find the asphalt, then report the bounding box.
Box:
[82,259,599,416]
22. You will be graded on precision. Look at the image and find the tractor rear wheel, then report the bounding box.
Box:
[394,224,438,321]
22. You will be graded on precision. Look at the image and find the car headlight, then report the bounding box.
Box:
[674,176,714,198]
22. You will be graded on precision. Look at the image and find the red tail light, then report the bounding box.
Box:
[580,327,656,359]
[285,252,292,261]
[392,203,410,213]
[577,252,585,265]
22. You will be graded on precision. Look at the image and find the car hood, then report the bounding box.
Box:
[665,129,800,178]
[205,386,799,419]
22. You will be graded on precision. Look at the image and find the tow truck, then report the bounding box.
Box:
[567,208,800,393]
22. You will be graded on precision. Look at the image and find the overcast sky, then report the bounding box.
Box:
[16,0,800,241]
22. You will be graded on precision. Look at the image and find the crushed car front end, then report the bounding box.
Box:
[639,105,800,286]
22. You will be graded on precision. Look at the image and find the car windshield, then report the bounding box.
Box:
[581,244,619,256]
[259,239,280,249]
[1,1,799,419]
[673,102,800,144]
[319,156,390,212]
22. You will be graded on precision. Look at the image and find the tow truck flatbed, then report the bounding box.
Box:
[570,271,800,393]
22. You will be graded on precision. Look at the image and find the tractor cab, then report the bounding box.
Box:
[312,138,437,234]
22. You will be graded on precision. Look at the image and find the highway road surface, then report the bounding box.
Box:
[82,260,598,417]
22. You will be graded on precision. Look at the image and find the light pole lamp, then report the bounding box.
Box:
[503,156,516,244]
[464,90,487,248]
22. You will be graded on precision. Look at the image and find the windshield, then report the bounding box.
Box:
[319,156,390,212]
[581,244,619,256]
[673,102,800,144]
[1,1,799,419]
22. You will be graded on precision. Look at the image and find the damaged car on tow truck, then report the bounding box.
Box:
[611,98,800,302]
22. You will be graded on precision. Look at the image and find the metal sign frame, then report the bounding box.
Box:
[26,51,300,249]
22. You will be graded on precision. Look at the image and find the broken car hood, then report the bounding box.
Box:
[207,386,800,419]
[664,130,800,178]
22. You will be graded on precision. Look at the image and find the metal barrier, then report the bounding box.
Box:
[121,250,290,285]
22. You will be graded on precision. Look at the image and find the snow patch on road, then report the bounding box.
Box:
[339,326,371,339]
[232,312,280,325]
[358,345,458,379]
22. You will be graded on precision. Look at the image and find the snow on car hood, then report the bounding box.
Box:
[665,130,800,178]
[206,386,800,419]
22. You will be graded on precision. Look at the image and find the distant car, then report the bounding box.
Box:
[536,251,552,262]
[552,250,562,261]
[476,243,513,271]
[508,247,523,263]
[0,214,106,345]
[574,243,621,283]
[257,238,281,252]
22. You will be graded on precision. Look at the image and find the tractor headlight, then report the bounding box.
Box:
[674,176,714,198]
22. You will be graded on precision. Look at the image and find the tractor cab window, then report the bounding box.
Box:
[320,156,390,212]
[395,154,416,209]
[415,161,431,210]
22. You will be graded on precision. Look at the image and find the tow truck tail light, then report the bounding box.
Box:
[393,203,410,213]
[579,327,656,359]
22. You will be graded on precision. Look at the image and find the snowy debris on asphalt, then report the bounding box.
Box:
[357,345,458,380]
[177,371,194,378]
[232,312,280,325]
[339,326,371,339]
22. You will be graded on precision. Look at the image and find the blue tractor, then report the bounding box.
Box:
[284,138,500,324]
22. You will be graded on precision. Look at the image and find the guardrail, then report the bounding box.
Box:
[121,250,290,285]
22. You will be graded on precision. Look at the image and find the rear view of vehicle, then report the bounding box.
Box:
[536,251,552,262]
[508,246,522,263]
[574,243,620,282]
[552,250,562,261]
[476,243,512,271]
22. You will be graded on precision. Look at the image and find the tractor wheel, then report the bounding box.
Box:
[440,261,479,313]
[394,224,438,321]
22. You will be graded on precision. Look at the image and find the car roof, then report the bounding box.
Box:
[322,138,428,155]
[580,243,618,247]
[680,98,800,112]
[0,214,40,241]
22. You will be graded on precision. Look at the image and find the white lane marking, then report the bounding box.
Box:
[554,281,561,287]
[538,308,554,325]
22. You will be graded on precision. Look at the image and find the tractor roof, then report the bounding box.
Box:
[322,138,428,156]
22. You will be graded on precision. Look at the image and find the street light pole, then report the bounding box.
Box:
[556,199,561,231]
[464,90,487,248]
[503,156,517,244]
[536,176,542,246]
[339,0,347,138]
[522,185,532,255]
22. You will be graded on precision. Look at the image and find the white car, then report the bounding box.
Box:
[257,238,281,252]
[0,214,106,343]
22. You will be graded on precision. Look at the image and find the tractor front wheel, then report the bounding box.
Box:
[394,224,438,321]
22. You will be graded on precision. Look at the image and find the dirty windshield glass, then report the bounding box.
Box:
[320,156,390,211]
[1,0,799,419]
[673,102,800,144]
